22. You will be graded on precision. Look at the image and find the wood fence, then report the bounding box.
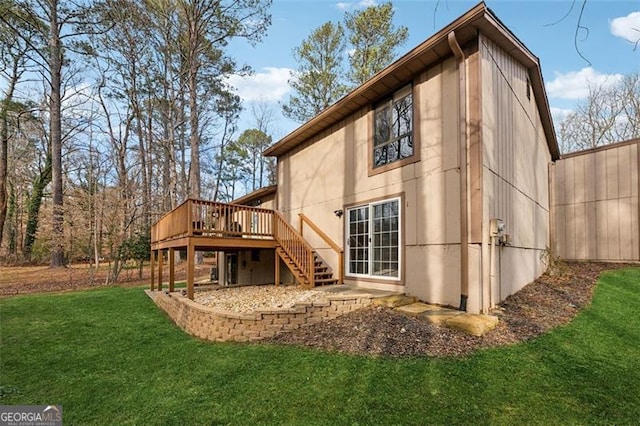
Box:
[550,139,639,261]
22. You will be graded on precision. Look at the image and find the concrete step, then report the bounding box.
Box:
[417,308,464,325]
[384,298,500,336]
[445,314,499,337]
[371,294,417,308]
[394,302,437,317]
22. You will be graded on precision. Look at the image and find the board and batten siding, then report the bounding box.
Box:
[277,57,463,307]
[479,35,552,311]
[551,140,640,261]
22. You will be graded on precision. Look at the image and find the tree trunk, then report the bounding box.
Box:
[0,54,20,249]
[49,0,65,267]
[0,104,9,249]
[130,61,150,229]
[23,152,52,259]
[7,182,17,255]
[188,59,200,200]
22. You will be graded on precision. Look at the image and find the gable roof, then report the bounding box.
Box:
[264,1,560,160]
[232,185,277,206]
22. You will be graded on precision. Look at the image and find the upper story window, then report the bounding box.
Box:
[373,85,413,169]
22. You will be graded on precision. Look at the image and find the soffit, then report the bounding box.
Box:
[264,1,559,160]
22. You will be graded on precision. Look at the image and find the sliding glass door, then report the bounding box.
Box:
[346,198,400,280]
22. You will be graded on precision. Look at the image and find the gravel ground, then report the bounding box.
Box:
[195,284,327,313]
[266,262,638,357]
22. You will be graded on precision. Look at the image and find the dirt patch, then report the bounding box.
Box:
[0,262,212,297]
[268,262,638,357]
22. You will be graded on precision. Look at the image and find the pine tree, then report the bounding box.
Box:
[282,21,348,123]
[345,2,408,85]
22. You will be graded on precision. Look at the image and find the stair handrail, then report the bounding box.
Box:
[273,211,315,287]
[298,213,344,284]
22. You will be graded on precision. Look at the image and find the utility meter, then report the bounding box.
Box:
[490,218,505,237]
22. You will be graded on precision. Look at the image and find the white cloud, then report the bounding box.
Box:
[357,0,377,7]
[335,0,377,11]
[546,67,624,100]
[61,81,94,118]
[226,67,292,102]
[550,107,573,124]
[610,11,640,43]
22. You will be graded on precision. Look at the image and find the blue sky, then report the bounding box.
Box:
[227,0,640,139]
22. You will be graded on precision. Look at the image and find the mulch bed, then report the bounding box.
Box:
[267,262,637,357]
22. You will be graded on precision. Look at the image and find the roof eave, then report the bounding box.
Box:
[232,185,277,205]
[265,1,560,160]
[264,2,489,157]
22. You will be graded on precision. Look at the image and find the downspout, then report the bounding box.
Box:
[448,31,469,311]
[490,232,496,308]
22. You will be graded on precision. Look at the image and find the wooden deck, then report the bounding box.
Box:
[150,199,280,299]
[151,198,276,250]
[150,198,345,300]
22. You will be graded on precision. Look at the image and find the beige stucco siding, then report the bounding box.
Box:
[480,35,552,311]
[237,249,276,285]
[278,57,463,307]
[551,141,639,261]
[257,196,275,211]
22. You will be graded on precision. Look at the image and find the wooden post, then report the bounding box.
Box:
[272,212,277,241]
[157,249,164,291]
[275,249,280,287]
[299,214,303,236]
[338,251,344,284]
[187,243,195,300]
[168,248,175,292]
[187,199,193,237]
[150,250,156,291]
[309,252,314,288]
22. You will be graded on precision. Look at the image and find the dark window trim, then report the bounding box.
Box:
[368,83,421,176]
[344,195,404,283]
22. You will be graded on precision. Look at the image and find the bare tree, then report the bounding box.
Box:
[0,8,35,248]
[2,0,103,266]
[251,101,277,186]
[177,0,271,199]
[559,72,640,153]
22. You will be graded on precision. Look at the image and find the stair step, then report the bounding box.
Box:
[314,278,338,285]
[277,240,338,287]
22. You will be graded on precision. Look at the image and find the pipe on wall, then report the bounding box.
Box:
[448,31,469,311]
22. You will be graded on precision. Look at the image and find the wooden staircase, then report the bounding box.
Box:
[276,248,339,288]
[313,255,339,286]
[273,212,340,288]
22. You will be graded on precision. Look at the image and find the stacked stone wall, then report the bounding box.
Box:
[147,290,374,342]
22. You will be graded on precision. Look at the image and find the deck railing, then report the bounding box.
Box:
[274,211,315,287]
[151,198,275,243]
[151,199,316,287]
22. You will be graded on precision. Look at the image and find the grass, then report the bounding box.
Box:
[1,267,639,425]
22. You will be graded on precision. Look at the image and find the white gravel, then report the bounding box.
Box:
[195,285,328,313]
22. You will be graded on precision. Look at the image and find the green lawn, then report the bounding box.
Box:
[1,268,639,425]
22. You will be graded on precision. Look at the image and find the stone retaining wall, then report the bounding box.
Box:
[146,290,375,342]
